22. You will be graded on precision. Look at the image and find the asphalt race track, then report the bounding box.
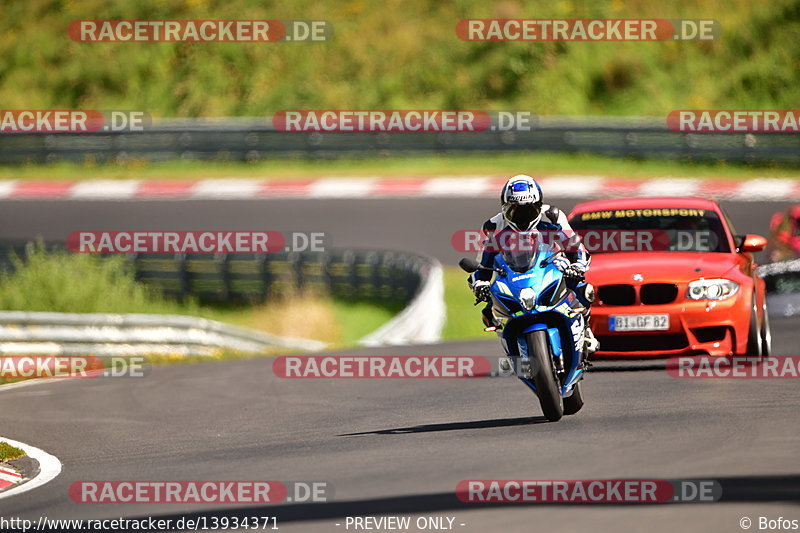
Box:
[0,198,793,266]
[0,196,798,532]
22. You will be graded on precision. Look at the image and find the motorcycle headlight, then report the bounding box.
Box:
[686,279,739,301]
[519,287,536,311]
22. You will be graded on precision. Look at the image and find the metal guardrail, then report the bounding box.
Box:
[1,116,798,164]
[0,311,327,356]
[757,259,800,317]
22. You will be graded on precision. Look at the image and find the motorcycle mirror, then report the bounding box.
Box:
[541,252,560,266]
[458,258,481,273]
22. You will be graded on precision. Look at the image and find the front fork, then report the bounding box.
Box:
[502,315,584,381]
[504,330,564,380]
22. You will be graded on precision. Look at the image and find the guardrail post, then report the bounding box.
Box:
[177,253,189,301]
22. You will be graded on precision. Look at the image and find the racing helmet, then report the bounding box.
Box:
[500,175,543,231]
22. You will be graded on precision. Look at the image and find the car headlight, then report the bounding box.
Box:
[686,279,739,301]
[519,287,536,311]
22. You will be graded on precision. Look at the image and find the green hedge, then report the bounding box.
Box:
[1,0,798,116]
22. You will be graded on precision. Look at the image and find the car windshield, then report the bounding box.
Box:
[570,207,731,253]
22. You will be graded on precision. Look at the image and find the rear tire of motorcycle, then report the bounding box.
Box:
[563,382,584,415]
[527,330,564,422]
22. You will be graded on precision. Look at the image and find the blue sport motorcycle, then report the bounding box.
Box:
[460,246,589,422]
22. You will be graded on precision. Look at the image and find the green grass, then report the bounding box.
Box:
[333,300,406,346]
[1,152,798,183]
[189,297,403,347]
[442,266,489,341]
[0,442,25,461]
[0,245,200,316]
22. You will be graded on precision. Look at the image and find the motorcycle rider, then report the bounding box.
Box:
[469,174,599,354]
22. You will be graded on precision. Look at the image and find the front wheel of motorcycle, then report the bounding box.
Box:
[527,330,564,422]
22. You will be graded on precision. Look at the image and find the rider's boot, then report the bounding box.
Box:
[481,303,497,330]
[582,309,599,355]
[584,326,599,354]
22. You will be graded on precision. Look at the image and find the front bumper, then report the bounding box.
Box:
[590,293,749,359]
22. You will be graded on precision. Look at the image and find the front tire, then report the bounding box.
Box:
[563,381,584,415]
[527,330,564,422]
[760,296,772,358]
[745,295,762,358]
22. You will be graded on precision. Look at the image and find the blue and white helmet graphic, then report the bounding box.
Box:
[500,174,543,231]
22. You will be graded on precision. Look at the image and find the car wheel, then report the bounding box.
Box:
[760,297,772,358]
[745,294,762,358]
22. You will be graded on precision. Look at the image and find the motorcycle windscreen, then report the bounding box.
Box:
[500,235,555,273]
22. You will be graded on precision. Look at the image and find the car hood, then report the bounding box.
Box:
[586,252,738,285]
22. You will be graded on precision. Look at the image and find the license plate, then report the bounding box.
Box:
[609,314,669,332]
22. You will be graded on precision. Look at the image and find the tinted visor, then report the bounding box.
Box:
[506,202,541,229]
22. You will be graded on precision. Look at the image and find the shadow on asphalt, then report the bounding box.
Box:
[588,362,667,372]
[337,416,549,436]
[125,474,800,525]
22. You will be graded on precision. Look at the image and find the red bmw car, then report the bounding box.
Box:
[569,197,771,359]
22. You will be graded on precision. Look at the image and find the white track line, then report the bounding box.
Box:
[0,436,62,500]
[0,376,75,393]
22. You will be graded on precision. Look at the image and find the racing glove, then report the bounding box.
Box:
[551,255,571,272]
[472,280,492,302]
[563,263,587,280]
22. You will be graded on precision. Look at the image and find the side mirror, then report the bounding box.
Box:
[769,212,783,232]
[458,258,481,273]
[541,251,565,267]
[739,234,767,253]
